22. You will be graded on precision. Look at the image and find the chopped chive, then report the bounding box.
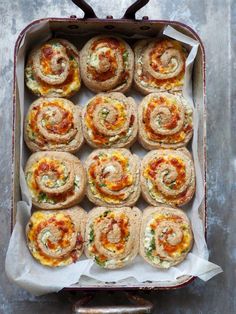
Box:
[169,183,175,189]
[38,192,48,202]
[150,237,156,250]
[89,228,95,243]
[99,183,106,187]
[103,210,111,217]
[74,181,79,188]
[123,51,128,61]
[95,256,106,267]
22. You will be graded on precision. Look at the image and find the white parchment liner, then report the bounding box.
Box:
[5,23,222,296]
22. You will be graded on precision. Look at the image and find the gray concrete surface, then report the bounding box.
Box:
[0,0,235,313]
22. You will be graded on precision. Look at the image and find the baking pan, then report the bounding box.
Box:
[11,0,206,300]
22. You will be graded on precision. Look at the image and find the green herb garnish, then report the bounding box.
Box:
[146,249,153,259]
[146,237,156,259]
[38,192,48,203]
[157,116,162,126]
[74,181,79,188]
[89,228,95,243]
[52,42,61,47]
[99,183,106,187]
[103,210,111,217]
[123,51,128,62]
[30,73,35,80]
[98,152,105,158]
[169,183,176,190]
[150,237,156,250]
[25,172,31,182]
[95,256,106,267]
[101,108,109,119]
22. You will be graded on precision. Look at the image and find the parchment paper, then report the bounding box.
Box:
[5,23,222,296]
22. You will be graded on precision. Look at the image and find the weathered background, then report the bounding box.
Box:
[0,0,235,313]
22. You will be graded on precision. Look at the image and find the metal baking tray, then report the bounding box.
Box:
[12,0,206,295]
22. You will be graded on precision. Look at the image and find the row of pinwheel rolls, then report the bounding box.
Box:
[24,92,193,152]
[25,36,188,97]
[25,148,195,210]
[26,206,193,269]
[24,35,195,273]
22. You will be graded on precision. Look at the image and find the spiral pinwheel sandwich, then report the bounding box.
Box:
[80,36,134,93]
[85,149,140,207]
[26,207,86,267]
[82,92,137,148]
[141,148,195,207]
[134,38,188,94]
[85,206,141,269]
[25,39,81,98]
[140,206,193,268]
[24,98,83,153]
[138,92,193,149]
[25,151,86,209]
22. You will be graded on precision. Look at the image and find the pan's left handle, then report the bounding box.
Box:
[71,0,97,18]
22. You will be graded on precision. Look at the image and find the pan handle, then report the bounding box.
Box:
[122,0,150,19]
[71,0,97,18]
[72,292,153,314]
[71,0,150,19]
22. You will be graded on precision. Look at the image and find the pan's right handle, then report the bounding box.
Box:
[72,293,153,313]
[122,0,150,19]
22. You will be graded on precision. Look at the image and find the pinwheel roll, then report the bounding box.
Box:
[26,206,87,267]
[80,36,134,93]
[25,151,86,210]
[138,92,193,149]
[24,98,83,152]
[82,92,138,148]
[141,148,195,207]
[140,206,193,268]
[134,39,188,95]
[25,39,81,98]
[85,206,141,269]
[86,149,140,207]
